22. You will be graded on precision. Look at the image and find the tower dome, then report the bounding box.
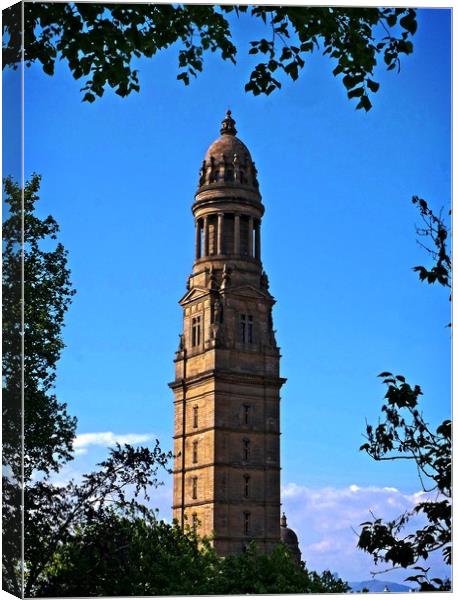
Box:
[280,513,302,564]
[196,111,261,200]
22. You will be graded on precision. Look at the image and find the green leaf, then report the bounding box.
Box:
[348,87,364,99]
[177,72,190,85]
[386,14,397,27]
[366,79,380,93]
[82,92,95,103]
[400,13,417,35]
[42,62,54,76]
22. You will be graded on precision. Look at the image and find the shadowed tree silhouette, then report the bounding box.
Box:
[357,198,451,592]
[3,4,417,110]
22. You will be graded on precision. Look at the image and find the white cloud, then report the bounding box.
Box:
[74,431,156,450]
[280,482,449,584]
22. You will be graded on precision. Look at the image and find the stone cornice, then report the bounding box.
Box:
[169,369,287,391]
[172,499,280,510]
[172,461,281,473]
[173,425,281,439]
[193,186,264,214]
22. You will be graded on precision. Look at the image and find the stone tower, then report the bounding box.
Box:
[170,111,285,555]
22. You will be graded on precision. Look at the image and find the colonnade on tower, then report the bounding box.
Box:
[194,212,261,261]
[169,111,285,556]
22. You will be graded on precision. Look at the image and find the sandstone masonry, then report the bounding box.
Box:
[169,111,286,556]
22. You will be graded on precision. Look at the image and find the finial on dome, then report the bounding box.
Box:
[281,512,287,528]
[220,109,237,136]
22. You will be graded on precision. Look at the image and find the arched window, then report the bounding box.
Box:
[240,314,254,343]
[243,439,250,462]
[243,512,251,535]
[240,314,246,342]
[192,476,198,499]
[192,316,201,346]
[193,406,199,428]
[243,475,250,498]
[192,440,198,464]
[243,404,250,426]
[248,315,254,343]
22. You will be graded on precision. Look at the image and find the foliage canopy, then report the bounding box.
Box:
[36,506,349,597]
[2,175,77,481]
[3,4,417,110]
[2,175,77,596]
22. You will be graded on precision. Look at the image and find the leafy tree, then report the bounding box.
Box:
[3,174,77,481]
[2,4,417,110]
[24,442,171,597]
[357,198,451,591]
[411,196,451,298]
[213,542,348,594]
[36,510,348,596]
[35,507,217,597]
[2,175,77,596]
[2,176,173,598]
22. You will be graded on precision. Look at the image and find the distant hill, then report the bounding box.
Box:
[348,580,413,593]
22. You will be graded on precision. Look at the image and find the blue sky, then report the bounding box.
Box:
[4,5,451,584]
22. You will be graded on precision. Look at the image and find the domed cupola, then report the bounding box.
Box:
[280,513,302,565]
[195,111,262,206]
[191,111,265,266]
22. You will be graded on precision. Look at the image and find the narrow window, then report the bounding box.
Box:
[193,406,198,428]
[240,314,246,342]
[192,476,198,499]
[192,440,198,464]
[248,315,254,343]
[253,223,257,257]
[243,439,250,462]
[192,318,197,346]
[243,512,250,535]
[243,405,250,425]
[199,220,204,258]
[244,475,250,498]
[192,316,201,347]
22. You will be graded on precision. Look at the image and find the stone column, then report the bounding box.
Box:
[234,214,240,255]
[255,220,261,259]
[217,213,224,255]
[195,219,201,260]
[248,216,254,257]
[202,216,208,258]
